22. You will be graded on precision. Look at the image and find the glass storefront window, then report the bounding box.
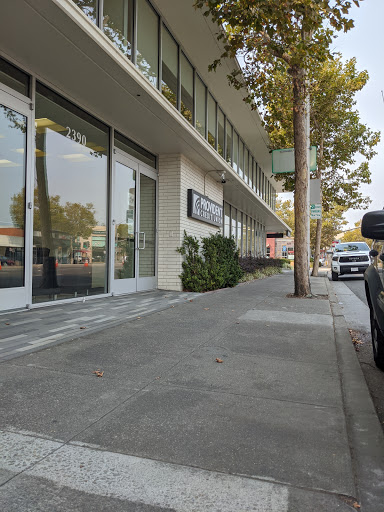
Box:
[238,140,244,179]
[249,156,253,190]
[247,220,252,256]
[224,202,230,238]
[180,53,193,125]
[231,206,237,242]
[73,0,98,23]
[226,120,232,165]
[161,25,178,108]
[244,149,249,185]
[207,93,216,148]
[0,105,26,288]
[237,210,242,251]
[195,75,206,138]
[115,131,156,168]
[242,215,247,256]
[217,108,225,158]
[136,0,159,87]
[0,57,29,97]
[103,0,134,58]
[253,160,257,193]
[33,83,109,303]
[233,131,238,173]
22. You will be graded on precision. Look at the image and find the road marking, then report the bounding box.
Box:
[0,430,288,512]
[0,334,27,343]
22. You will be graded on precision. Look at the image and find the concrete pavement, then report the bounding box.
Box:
[0,273,383,511]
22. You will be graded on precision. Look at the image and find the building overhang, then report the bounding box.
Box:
[0,0,287,229]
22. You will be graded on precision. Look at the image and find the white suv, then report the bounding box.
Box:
[331,242,370,281]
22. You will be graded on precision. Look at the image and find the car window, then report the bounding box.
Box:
[335,243,370,252]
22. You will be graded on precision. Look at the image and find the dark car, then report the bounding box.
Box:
[361,210,384,370]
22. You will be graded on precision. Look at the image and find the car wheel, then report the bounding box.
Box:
[370,308,384,371]
[331,271,338,281]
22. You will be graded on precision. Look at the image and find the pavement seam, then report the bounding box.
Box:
[152,381,341,409]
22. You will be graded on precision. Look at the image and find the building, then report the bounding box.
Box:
[0,0,289,311]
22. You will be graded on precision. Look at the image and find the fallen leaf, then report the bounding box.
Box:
[137,317,141,319]
[236,322,240,324]
[92,370,104,377]
[189,300,193,302]
[80,326,86,330]
[204,308,210,310]
[5,322,10,325]
[80,465,84,468]
[353,503,360,509]
[216,358,223,363]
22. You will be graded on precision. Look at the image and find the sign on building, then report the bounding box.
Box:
[187,189,223,227]
[272,146,317,174]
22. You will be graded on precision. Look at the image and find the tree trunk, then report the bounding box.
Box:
[292,67,311,296]
[311,134,324,277]
[311,218,322,277]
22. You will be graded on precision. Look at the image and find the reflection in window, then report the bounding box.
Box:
[73,0,98,23]
[207,94,216,148]
[237,210,242,251]
[244,149,249,184]
[0,56,29,97]
[238,140,244,179]
[136,0,159,87]
[115,131,156,168]
[114,162,135,279]
[253,160,257,193]
[162,26,178,108]
[0,106,26,288]
[139,174,156,277]
[233,131,239,173]
[226,120,232,165]
[180,53,193,125]
[247,219,252,256]
[242,215,247,256]
[217,108,225,158]
[231,206,237,242]
[33,83,109,303]
[195,75,206,138]
[103,0,133,57]
[224,203,230,238]
[248,156,253,189]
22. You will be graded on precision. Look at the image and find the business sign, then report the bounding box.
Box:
[310,203,322,220]
[187,189,223,227]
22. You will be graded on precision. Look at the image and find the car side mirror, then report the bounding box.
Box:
[361,210,384,240]
[369,250,379,257]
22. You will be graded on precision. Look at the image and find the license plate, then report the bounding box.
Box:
[351,267,359,272]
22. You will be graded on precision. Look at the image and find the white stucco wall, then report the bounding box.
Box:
[158,154,223,291]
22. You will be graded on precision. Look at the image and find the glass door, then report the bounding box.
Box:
[0,90,32,310]
[111,152,157,294]
[111,153,137,294]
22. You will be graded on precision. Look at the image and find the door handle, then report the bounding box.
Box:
[138,232,146,250]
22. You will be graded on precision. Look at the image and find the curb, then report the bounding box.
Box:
[326,278,384,512]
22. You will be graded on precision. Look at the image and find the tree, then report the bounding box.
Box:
[276,199,295,234]
[262,56,380,276]
[341,221,371,244]
[277,198,347,253]
[194,0,360,296]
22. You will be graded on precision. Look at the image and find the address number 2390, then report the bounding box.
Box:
[66,127,87,146]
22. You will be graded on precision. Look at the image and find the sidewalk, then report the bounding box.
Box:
[0,273,383,511]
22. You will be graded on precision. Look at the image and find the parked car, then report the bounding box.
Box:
[361,210,384,370]
[0,255,15,266]
[331,242,370,281]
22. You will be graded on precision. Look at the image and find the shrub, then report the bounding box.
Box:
[177,232,243,292]
[239,254,287,273]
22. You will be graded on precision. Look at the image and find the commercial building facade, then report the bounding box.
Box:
[0,0,288,311]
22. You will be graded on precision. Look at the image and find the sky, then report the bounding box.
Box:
[279,0,384,229]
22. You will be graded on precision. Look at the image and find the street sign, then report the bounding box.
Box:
[310,203,321,219]
[272,146,317,174]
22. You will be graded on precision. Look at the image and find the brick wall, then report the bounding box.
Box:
[158,154,223,290]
